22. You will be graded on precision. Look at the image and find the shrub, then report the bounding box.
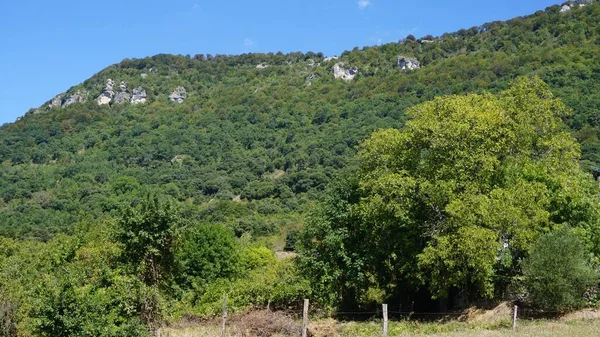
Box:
[522,227,599,311]
[176,224,240,288]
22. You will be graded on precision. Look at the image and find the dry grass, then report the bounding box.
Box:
[161,309,600,337]
[161,310,301,337]
[401,319,600,337]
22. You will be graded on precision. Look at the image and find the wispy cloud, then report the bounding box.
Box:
[243,38,256,48]
[357,0,371,9]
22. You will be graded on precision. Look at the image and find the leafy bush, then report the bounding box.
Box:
[522,228,599,311]
[181,259,310,317]
[175,224,240,288]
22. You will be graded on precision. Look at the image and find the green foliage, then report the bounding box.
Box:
[300,77,600,309]
[175,224,240,288]
[178,259,310,317]
[522,227,599,311]
[115,196,182,286]
[0,230,153,336]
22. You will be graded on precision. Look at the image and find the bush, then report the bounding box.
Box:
[522,228,599,311]
[176,224,240,288]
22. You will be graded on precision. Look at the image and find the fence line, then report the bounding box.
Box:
[216,298,531,336]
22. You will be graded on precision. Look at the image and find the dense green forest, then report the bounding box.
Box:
[2,1,600,335]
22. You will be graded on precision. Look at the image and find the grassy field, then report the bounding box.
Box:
[161,315,600,337]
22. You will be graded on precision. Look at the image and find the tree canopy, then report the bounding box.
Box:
[299,77,600,309]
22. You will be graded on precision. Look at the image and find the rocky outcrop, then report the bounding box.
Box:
[48,95,64,109]
[131,87,147,104]
[113,81,131,104]
[256,63,269,69]
[560,1,592,13]
[306,73,320,86]
[47,91,87,109]
[332,63,358,81]
[324,56,338,62]
[397,56,420,70]
[169,86,187,103]
[560,4,572,12]
[62,91,88,107]
[113,92,131,104]
[96,79,115,105]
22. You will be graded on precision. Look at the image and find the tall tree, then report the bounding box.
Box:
[115,196,183,286]
[299,77,600,308]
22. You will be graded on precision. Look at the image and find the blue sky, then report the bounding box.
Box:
[0,0,561,125]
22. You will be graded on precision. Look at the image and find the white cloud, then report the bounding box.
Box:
[243,38,256,47]
[357,0,371,9]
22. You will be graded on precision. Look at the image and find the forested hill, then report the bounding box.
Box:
[1,0,600,239]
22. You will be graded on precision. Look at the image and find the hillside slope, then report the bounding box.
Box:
[1,1,600,239]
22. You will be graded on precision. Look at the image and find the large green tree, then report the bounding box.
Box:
[299,77,600,309]
[115,196,183,287]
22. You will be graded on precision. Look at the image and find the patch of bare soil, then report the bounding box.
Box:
[275,251,298,260]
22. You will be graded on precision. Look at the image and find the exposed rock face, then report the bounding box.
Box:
[96,79,115,105]
[113,81,131,104]
[560,4,572,12]
[140,73,148,79]
[256,63,269,69]
[169,86,187,103]
[324,56,338,62]
[332,63,358,81]
[131,87,147,104]
[306,73,320,86]
[114,92,131,104]
[62,91,88,107]
[48,95,63,109]
[397,56,420,70]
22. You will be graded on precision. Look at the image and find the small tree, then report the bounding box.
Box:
[115,195,182,287]
[0,298,17,337]
[522,228,599,311]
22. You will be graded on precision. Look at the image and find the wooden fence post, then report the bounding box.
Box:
[221,295,227,337]
[382,304,388,337]
[512,305,518,333]
[302,299,309,337]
